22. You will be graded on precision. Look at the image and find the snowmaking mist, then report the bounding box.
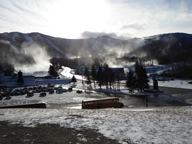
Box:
[14,41,51,73]
[0,40,35,71]
[97,38,147,68]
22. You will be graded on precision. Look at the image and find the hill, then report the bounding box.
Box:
[122,33,192,64]
[0,32,192,71]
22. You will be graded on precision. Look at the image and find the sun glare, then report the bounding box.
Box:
[46,0,111,38]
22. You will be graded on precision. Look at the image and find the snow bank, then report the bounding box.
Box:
[149,79,192,90]
[0,107,192,143]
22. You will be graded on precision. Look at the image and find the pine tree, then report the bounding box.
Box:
[108,68,115,89]
[102,64,115,89]
[134,60,149,92]
[91,64,97,88]
[71,75,77,85]
[97,66,103,89]
[87,74,91,86]
[48,65,58,78]
[103,64,109,89]
[115,73,120,91]
[126,70,136,90]
[135,60,141,91]
[17,71,24,84]
[142,66,149,89]
[135,60,140,75]
[84,67,89,79]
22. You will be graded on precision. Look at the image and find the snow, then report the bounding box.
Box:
[23,34,39,48]
[133,38,145,51]
[90,38,103,53]
[0,40,20,53]
[60,66,85,80]
[23,34,41,51]
[11,32,19,41]
[149,79,192,89]
[1,107,192,143]
[43,37,69,58]
[7,42,20,53]
[1,66,192,143]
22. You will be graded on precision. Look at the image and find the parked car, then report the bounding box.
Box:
[0,96,2,100]
[1,92,6,97]
[55,86,62,90]
[27,91,34,97]
[40,92,46,97]
[6,95,11,99]
[32,90,36,93]
[49,90,54,94]
[68,87,73,91]
[56,89,63,94]
[10,92,14,96]
[42,89,48,92]
[56,88,68,93]
[13,91,21,96]
[76,90,82,93]
[62,89,68,92]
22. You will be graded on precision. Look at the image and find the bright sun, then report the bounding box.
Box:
[46,0,111,38]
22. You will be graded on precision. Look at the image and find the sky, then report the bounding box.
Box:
[0,0,192,39]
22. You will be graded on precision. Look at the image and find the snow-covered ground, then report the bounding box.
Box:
[1,106,192,143]
[1,66,192,144]
[149,78,192,90]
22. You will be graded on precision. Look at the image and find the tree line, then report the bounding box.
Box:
[78,60,149,92]
[126,60,149,92]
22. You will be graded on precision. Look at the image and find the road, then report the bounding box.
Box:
[115,86,192,108]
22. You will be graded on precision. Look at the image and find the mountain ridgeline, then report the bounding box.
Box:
[123,33,192,64]
[0,32,192,71]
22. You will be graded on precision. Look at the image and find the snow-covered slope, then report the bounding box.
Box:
[23,34,42,52]
[0,32,192,71]
[43,37,69,58]
[90,36,122,54]
[1,40,21,53]
[11,32,19,41]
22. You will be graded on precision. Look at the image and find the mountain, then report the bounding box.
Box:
[0,32,192,71]
[123,33,192,64]
[0,32,128,70]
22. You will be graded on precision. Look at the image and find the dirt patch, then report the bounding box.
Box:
[0,121,120,144]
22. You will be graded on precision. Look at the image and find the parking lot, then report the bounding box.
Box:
[0,84,108,109]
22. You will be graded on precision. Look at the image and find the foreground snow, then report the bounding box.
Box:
[0,107,192,144]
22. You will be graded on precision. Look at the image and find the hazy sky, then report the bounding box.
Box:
[0,0,192,39]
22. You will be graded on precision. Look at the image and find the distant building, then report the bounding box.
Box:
[0,70,36,87]
[110,68,125,80]
[76,66,90,75]
[0,70,70,87]
[22,74,35,82]
[0,70,17,84]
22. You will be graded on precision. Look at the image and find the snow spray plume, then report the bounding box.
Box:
[14,41,51,73]
[0,39,9,44]
[0,40,34,71]
[98,38,147,68]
